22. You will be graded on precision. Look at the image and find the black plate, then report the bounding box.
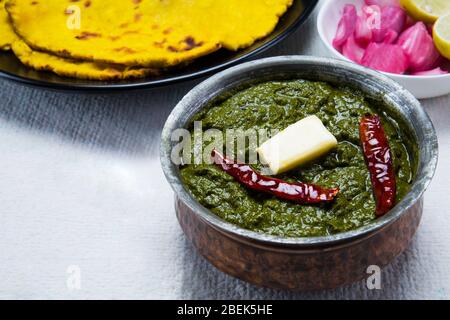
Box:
[0,0,318,91]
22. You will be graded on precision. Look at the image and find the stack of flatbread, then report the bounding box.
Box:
[0,0,293,80]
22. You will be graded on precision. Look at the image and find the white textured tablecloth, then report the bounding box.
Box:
[1,1,449,299]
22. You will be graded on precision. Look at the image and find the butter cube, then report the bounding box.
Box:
[257,115,338,175]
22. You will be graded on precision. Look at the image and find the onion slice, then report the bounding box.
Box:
[397,22,441,72]
[343,35,366,64]
[383,30,398,44]
[355,10,373,46]
[372,5,406,42]
[333,4,357,50]
[361,43,409,74]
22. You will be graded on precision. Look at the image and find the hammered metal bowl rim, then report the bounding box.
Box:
[160,55,439,247]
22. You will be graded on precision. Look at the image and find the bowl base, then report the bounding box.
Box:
[175,196,423,291]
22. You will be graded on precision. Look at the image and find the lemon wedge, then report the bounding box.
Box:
[400,0,450,23]
[433,13,450,60]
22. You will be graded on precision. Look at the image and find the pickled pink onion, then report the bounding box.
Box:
[383,30,398,44]
[397,22,441,72]
[372,6,406,42]
[355,8,374,46]
[333,5,357,49]
[361,43,409,74]
[343,35,366,64]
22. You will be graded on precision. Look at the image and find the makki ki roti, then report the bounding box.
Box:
[0,0,16,50]
[201,0,294,50]
[5,0,293,67]
[2,0,156,80]
[12,40,157,80]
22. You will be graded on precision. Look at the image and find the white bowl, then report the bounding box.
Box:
[317,0,450,99]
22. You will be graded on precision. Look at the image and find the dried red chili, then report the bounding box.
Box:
[211,150,339,204]
[359,114,396,216]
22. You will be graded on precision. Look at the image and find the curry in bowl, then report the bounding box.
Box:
[179,79,417,238]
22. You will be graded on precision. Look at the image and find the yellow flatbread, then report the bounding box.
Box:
[0,0,17,50]
[12,40,157,80]
[3,1,156,80]
[6,0,293,67]
[210,0,294,50]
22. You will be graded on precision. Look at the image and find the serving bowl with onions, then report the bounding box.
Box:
[317,0,450,99]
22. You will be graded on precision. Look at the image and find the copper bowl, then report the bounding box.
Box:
[160,56,438,291]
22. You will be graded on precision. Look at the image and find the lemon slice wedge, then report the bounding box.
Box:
[400,0,450,23]
[434,13,450,60]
